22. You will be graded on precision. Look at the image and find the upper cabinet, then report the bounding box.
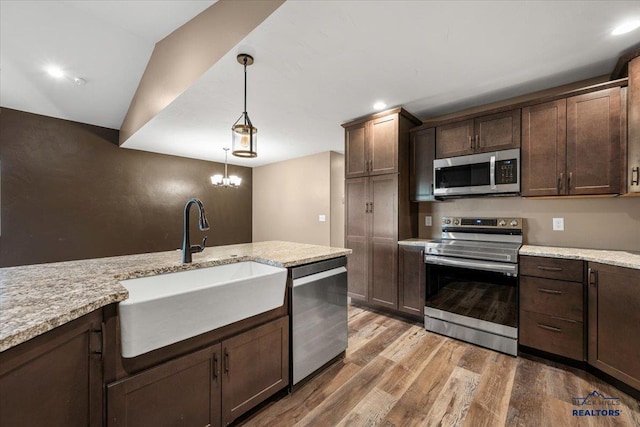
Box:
[409,128,436,201]
[344,108,421,178]
[522,87,622,196]
[627,56,640,194]
[435,109,521,158]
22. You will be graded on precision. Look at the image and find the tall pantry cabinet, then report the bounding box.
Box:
[343,108,420,310]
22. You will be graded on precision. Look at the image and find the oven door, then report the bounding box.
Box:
[424,257,518,352]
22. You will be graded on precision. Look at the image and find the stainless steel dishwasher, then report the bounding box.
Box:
[290,257,348,387]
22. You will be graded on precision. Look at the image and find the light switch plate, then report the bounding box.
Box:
[319,215,326,222]
[425,216,432,227]
[552,217,564,231]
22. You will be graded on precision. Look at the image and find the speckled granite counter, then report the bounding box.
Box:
[0,241,351,353]
[520,245,640,270]
[398,239,433,247]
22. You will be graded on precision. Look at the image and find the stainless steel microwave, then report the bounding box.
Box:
[433,148,520,197]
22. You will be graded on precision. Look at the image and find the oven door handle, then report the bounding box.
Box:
[424,255,518,276]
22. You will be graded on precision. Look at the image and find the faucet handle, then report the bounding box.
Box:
[200,236,207,250]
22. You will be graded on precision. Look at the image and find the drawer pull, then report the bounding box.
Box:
[537,324,562,333]
[537,288,563,295]
[537,266,563,272]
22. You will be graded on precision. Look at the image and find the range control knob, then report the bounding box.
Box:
[453,219,460,225]
[498,219,507,227]
[443,218,451,225]
[510,219,519,227]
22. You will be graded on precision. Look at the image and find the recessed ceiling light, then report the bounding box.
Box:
[373,101,387,110]
[612,20,640,36]
[46,66,65,78]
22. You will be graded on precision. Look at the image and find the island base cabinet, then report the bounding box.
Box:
[588,263,640,391]
[0,310,103,427]
[107,316,289,427]
[221,316,289,426]
[107,345,221,427]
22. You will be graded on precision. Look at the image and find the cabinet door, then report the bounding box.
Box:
[0,310,103,427]
[369,174,398,309]
[410,128,435,201]
[567,88,621,195]
[474,109,521,153]
[628,56,640,193]
[436,119,474,158]
[521,100,567,196]
[398,245,425,317]
[369,114,398,175]
[345,122,367,178]
[345,177,369,301]
[221,316,289,426]
[588,263,640,390]
[107,345,221,427]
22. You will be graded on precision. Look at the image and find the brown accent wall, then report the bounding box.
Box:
[0,108,252,267]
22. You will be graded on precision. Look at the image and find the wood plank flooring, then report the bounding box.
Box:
[239,306,640,427]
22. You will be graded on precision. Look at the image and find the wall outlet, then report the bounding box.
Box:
[318,214,326,222]
[425,216,432,227]
[552,217,564,231]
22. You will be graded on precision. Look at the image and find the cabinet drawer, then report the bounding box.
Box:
[519,310,584,361]
[519,276,583,322]
[520,256,583,282]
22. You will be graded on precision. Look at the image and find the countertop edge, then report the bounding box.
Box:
[520,245,640,270]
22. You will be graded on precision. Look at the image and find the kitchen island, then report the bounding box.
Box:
[0,241,350,426]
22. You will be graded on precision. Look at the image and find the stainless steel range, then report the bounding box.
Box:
[424,217,522,356]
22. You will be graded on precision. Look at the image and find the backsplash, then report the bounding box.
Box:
[419,196,640,252]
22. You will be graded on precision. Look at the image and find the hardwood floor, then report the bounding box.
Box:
[239,306,640,427]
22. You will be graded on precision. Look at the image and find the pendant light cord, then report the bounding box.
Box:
[243,56,248,124]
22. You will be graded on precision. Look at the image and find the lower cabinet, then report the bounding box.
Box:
[107,316,289,427]
[518,256,585,361]
[398,245,425,318]
[0,310,104,427]
[587,263,640,391]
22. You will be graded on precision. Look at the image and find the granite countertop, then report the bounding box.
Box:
[0,241,351,353]
[398,239,433,246]
[520,245,640,270]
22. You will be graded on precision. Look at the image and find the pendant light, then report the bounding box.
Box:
[211,148,241,187]
[231,53,257,158]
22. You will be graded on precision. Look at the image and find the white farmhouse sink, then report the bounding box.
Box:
[118,261,287,358]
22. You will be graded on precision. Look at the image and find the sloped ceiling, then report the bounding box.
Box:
[2,1,640,167]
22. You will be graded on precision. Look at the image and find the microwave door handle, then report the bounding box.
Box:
[490,155,496,189]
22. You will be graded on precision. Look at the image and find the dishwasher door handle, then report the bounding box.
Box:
[292,267,347,287]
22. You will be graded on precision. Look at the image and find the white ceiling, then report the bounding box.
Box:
[2,1,640,167]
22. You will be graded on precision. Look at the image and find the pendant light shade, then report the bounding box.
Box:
[211,148,241,187]
[232,54,258,158]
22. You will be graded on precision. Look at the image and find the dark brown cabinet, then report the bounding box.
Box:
[0,310,103,427]
[522,88,622,196]
[107,345,222,427]
[221,316,289,426]
[343,108,420,312]
[345,174,399,309]
[587,263,640,391]
[345,114,400,178]
[518,256,585,361]
[398,245,426,318]
[435,109,520,158]
[107,316,289,427]
[626,56,640,194]
[409,128,436,201]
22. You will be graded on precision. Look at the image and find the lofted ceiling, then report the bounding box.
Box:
[2,1,640,167]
